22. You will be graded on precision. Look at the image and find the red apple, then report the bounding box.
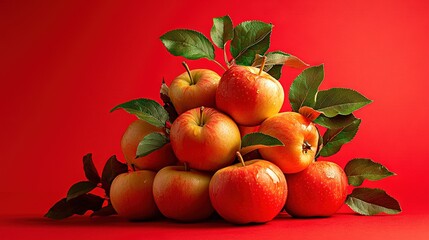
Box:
[110,170,159,220]
[121,119,177,171]
[170,107,241,172]
[169,63,221,114]
[284,161,348,217]
[259,112,319,173]
[209,153,287,224]
[216,65,284,126]
[153,165,214,222]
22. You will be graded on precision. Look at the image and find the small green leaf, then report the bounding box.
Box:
[68,193,104,215]
[289,65,324,112]
[44,198,74,220]
[210,15,234,49]
[90,201,117,217]
[314,114,358,129]
[346,188,402,215]
[136,132,169,158]
[240,132,284,156]
[111,98,169,128]
[66,181,97,201]
[319,118,361,157]
[101,155,128,197]
[230,21,273,66]
[345,158,396,186]
[314,88,372,117]
[160,29,215,60]
[82,153,101,184]
[266,65,283,79]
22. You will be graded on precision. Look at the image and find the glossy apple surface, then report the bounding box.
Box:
[121,119,176,171]
[169,68,220,114]
[259,112,318,173]
[216,66,284,126]
[209,159,287,224]
[285,161,348,217]
[110,170,159,221]
[153,166,214,222]
[170,107,241,171]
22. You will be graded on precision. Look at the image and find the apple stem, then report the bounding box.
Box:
[236,151,246,167]
[213,59,227,71]
[223,46,230,69]
[182,62,194,85]
[199,106,205,126]
[184,162,190,171]
[258,56,267,75]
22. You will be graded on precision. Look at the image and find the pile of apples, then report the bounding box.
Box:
[110,58,347,224]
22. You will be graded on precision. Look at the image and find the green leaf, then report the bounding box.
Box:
[346,188,402,215]
[111,98,169,128]
[319,118,361,157]
[136,132,169,158]
[82,153,101,184]
[68,194,104,215]
[66,181,97,201]
[160,29,215,60]
[101,155,128,197]
[90,201,117,217]
[266,65,283,79]
[210,15,234,49]
[44,198,74,220]
[344,158,396,186]
[230,21,273,66]
[289,65,324,112]
[314,114,358,129]
[240,132,284,156]
[314,88,372,117]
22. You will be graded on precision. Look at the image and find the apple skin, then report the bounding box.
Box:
[259,112,319,174]
[170,107,241,172]
[284,161,348,217]
[152,166,214,222]
[169,69,220,115]
[110,170,159,221]
[209,159,287,224]
[121,119,177,171]
[216,66,284,126]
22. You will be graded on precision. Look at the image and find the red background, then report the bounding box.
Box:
[1,0,428,239]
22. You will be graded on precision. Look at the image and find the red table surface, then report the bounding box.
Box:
[1,0,429,238]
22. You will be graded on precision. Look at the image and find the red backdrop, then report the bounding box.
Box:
[1,0,428,218]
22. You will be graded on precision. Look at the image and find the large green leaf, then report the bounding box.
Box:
[66,181,97,201]
[101,155,128,197]
[252,51,309,80]
[136,132,169,158]
[45,194,104,220]
[314,114,358,129]
[314,88,372,117]
[240,132,283,156]
[160,29,215,60]
[82,153,100,184]
[44,198,74,220]
[344,158,396,186]
[111,98,169,128]
[210,15,234,49]
[230,21,272,66]
[319,118,361,157]
[346,188,401,215]
[289,65,324,112]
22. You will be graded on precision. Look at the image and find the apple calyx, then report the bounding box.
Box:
[258,56,267,76]
[182,62,194,85]
[302,141,312,154]
[199,106,205,127]
[236,151,246,167]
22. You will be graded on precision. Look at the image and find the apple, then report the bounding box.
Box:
[258,112,319,174]
[121,119,177,171]
[209,153,287,224]
[152,165,214,222]
[215,65,284,126]
[168,62,221,114]
[169,107,241,172]
[110,170,159,221]
[284,161,348,217]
